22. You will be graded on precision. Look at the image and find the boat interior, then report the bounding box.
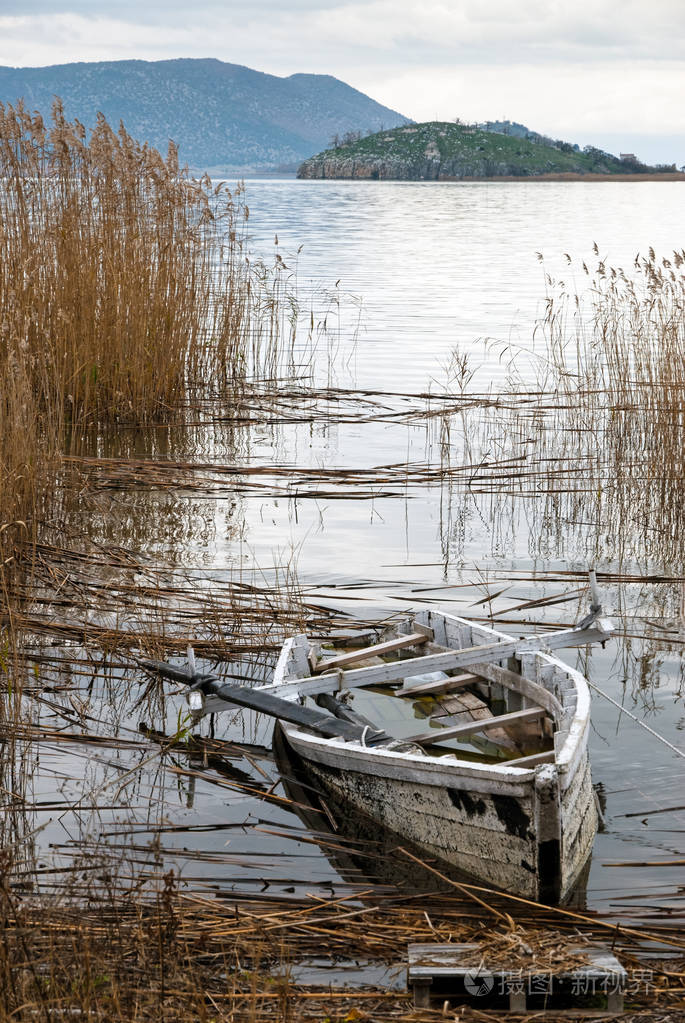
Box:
[304,618,570,766]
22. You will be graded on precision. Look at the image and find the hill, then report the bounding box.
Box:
[0,58,410,174]
[297,121,670,180]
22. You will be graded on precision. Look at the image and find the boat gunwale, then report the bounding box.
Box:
[279,720,540,790]
[274,611,593,787]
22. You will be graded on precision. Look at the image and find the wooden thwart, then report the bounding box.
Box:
[398,672,478,697]
[265,622,613,700]
[406,706,546,746]
[314,631,428,673]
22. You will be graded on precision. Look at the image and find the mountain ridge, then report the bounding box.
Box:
[0,58,410,173]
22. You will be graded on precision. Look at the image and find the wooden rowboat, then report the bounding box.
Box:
[270,608,611,904]
[140,578,612,905]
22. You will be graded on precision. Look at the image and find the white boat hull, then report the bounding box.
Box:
[276,609,602,903]
[281,724,596,902]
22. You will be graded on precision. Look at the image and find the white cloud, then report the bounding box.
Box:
[288,0,683,64]
[0,15,210,66]
[361,61,685,138]
[0,4,683,147]
[2,1,685,68]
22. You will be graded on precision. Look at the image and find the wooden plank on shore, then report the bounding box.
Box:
[314,631,428,672]
[406,706,546,746]
[265,622,612,700]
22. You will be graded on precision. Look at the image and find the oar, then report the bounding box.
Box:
[138,657,392,747]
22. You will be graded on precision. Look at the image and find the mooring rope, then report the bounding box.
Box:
[587,680,685,759]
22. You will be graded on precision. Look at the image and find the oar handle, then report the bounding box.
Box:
[137,657,217,687]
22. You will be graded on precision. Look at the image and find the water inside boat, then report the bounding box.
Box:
[314,638,556,764]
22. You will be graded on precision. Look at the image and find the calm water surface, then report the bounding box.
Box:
[19,180,685,926]
[245,179,685,389]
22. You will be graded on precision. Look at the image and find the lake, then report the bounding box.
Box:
[14,179,685,930]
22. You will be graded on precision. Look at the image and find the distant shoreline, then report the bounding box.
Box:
[440,171,685,183]
[211,170,685,183]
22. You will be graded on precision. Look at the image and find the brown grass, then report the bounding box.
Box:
[530,246,685,566]
[3,111,684,1019]
[0,875,682,1021]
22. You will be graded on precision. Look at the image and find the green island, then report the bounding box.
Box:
[297,120,683,180]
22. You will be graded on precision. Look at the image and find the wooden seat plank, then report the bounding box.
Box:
[314,631,428,672]
[406,706,546,746]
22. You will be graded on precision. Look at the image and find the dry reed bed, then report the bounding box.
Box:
[1,109,683,1015]
[16,697,683,1018]
[63,451,555,501]
[3,689,683,923]
[54,251,685,515]
[2,530,675,691]
[214,381,504,427]
[1,596,682,1019]
[0,532,368,661]
[0,100,300,567]
[0,877,684,1022]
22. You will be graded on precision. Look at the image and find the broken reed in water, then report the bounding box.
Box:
[0,869,683,1022]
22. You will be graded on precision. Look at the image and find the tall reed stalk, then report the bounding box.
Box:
[443,247,685,567]
[0,99,266,559]
[542,248,685,562]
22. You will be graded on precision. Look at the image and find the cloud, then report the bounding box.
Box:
[0,4,683,147]
[306,0,685,63]
[2,1,685,69]
[0,15,210,67]
[362,61,685,138]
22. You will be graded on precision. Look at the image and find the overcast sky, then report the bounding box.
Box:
[1,0,683,162]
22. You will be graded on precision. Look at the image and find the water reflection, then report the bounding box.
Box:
[6,181,685,922]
